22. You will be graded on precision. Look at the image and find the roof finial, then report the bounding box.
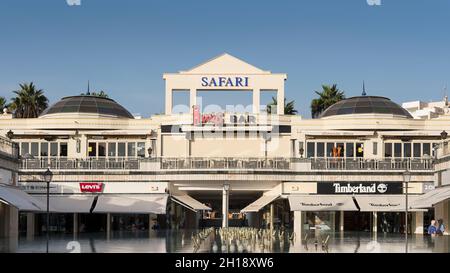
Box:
[87,80,90,95]
[362,81,367,96]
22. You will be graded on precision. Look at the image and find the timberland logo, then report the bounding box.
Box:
[333,183,388,194]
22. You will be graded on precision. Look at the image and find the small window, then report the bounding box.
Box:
[413,143,421,158]
[127,142,136,157]
[50,142,58,157]
[384,143,392,158]
[59,142,68,157]
[423,143,431,157]
[307,142,315,158]
[137,142,146,157]
[20,142,29,156]
[108,143,116,157]
[372,142,378,156]
[316,142,325,157]
[88,142,97,157]
[346,143,354,158]
[394,143,402,157]
[30,142,39,157]
[404,143,411,158]
[118,143,126,157]
[40,142,48,157]
[356,143,364,157]
[98,142,106,157]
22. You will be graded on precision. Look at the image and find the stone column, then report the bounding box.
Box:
[293,210,302,242]
[73,213,78,239]
[222,184,230,228]
[165,86,173,115]
[26,212,35,240]
[340,211,344,232]
[106,213,111,240]
[270,203,274,233]
[413,211,424,234]
[252,87,260,114]
[372,212,378,233]
[276,87,285,115]
[189,89,197,113]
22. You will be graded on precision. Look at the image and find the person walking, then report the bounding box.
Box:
[437,219,446,235]
[428,220,437,236]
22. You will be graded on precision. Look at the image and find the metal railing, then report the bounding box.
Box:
[309,158,434,171]
[19,157,435,171]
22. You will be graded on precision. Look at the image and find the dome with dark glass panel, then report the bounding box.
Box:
[39,95,134,119]
[320,96,412,119]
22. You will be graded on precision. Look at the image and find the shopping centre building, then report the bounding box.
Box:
[1,53,450,239]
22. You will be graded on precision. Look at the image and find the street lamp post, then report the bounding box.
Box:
[403,170,411,253]
[43,168,53,253]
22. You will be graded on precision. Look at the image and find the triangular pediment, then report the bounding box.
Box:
[180,53,270,74]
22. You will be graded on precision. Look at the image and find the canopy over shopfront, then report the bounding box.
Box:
[355,195,422,212]
[410,187,450,209]
[0,185,45,211]
[241,194,280,213]
[171,194,211,212]
[288,195,358,211]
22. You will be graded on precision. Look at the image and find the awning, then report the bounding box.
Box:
[241,195,279,213]
[288,195,358,211]
[355,195,421,212]
[171,194,211,212]
[410,187,450,209]
[93,194,168,214]
[33,195,97,213]
[0,185,45,211]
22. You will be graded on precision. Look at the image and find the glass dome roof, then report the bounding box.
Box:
[40,95,134,119]
[320,96,412,119]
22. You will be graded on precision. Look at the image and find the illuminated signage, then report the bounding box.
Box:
[79,182,104,193]
[193,105,201,126]
[317,182,402,195]
[201,77,249,87]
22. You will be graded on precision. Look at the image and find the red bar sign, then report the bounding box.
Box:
[79,182,103,193]
[193,105,201,126]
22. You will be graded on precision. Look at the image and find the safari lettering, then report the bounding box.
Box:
[201,76,249,87]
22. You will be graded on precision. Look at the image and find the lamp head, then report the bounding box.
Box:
[43,168,53,183]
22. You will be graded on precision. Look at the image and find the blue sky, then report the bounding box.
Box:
[1,0,450,117]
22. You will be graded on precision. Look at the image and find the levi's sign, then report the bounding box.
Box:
[201,76,249,87]
[317,182,402,195]
[79,182,104,193]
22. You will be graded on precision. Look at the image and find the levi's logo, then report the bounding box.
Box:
[79,183,103,193]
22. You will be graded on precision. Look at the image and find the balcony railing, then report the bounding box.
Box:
[19,157,435,171]
[0,136,19,159]
[309,158,434,171]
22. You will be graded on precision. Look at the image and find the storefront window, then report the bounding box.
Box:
[137,142,146,157]
[413,143,421,158]
[394,143,402,157]
[306,142,315,158]
[384,143,392,157]
[98,142,106,157]
[30,142,39,157]
[108,143,116,157]
[423,143,431,157]
[326,143,334,157]
[356,143,364,157]
[316,142,324,157]
[346,143,354,158]
[40,142,48,157]
[59,143,68,157]
[127,142,136,157]
[88,142,96,157]
[20,142,29,156]
[118,142,126,157]
[50,142,58,157]
[404,143,411,157]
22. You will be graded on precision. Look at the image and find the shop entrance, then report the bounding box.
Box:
[344,212,372,232]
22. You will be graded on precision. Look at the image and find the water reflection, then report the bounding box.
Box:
[1,229,449,253]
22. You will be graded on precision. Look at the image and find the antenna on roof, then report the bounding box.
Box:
[362,81,367,96]
[87,80,90,95]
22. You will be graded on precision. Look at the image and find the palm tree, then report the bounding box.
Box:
[10,82,49,118]
[310,84,345,118]
[266,96,298,115]
[0,96,7,111]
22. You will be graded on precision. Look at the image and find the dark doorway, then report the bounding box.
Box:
[344,212,371,232]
